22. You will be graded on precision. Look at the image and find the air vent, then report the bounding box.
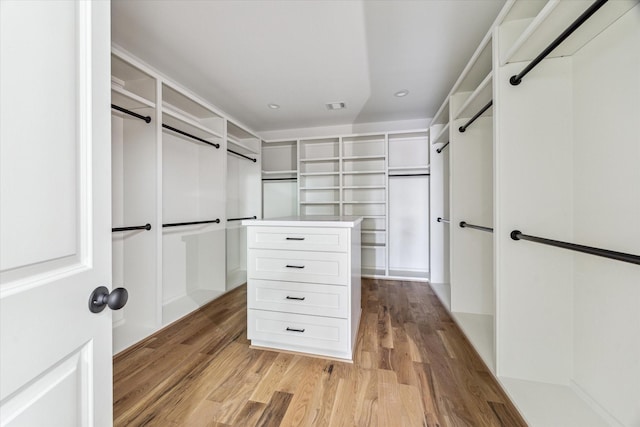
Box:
[326,102,346,110]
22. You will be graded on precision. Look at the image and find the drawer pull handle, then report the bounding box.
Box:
[286,237,305,241]
[286,296,306,301]
[286,327,305,333]
[285,265,305,269]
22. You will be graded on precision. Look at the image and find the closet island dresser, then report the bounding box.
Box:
[242,216,362,361]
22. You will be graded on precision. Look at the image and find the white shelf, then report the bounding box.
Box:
[343,185,385,190]
[111,84,155,110]
[300,186,339,190]
[342,170,386,175]
[342,155,385,161]
[228,136,259,155]
[299,172,339,176]
[162,106,223,140]
[162,289,225,326]
[342,201,386,205]
[503,0,638,64]
[388,165,430,172]
[300,156,339,162]
[262,170,297,175]
[300,201,339,205]
[498,378,610,427]
[431,123,450,145]
[362,243,386,248]
[453,72,493,120]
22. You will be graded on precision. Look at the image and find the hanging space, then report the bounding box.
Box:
[111,51,159,353]
[261,139,298,218]
[387,131,430,281]
[449,32,495,371]
[161,82,226,326]
[494,1,640,424]
[226,121,261,290]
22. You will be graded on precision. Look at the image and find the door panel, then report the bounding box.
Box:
[0,1,112,425]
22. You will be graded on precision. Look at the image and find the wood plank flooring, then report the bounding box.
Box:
[113,279,527,426]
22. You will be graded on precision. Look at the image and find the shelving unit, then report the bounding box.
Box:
[226,122,261,291]
[110,52,158,354]
[429,1,640,425]
[299,137,341,216]
[161,82,226,327]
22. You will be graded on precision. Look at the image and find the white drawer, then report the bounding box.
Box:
[247,226,349,252]
[248,249,349,285]
[247,309,349,355]
[248,279,349,318]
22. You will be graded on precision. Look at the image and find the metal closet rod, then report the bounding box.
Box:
[459,100,493,133]
[511,229,640,266]
[262,177,297,181]
[228,149,256,162]
[460,221,493,233]
[436,141,450,154]
[161,123,220,149]
[510,0,608,86]
[389,173,430,177]
[227,216,257,221]
[162,219,220,228]
[111,104,151,123]
[437,217,450,224]
[112,223,151,232]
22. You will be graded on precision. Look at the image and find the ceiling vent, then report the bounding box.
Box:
[326,102,346,110]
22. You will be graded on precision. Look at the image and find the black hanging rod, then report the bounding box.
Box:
[436,141,450,154]
[262,177,297,181]
[228,149,256,162]
[437,217,450,224]
[510,0,608,86]
[162,123,220,149]
[111,104,151,123]
[459,100,493,133]
[460,221,493,233]
[112,223,151,232]
[162,219,220,228]
[389,173,430,178]
[511,230,640,265]
[227,216,257,222]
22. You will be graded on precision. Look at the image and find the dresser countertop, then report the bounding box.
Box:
[242,216,363,228]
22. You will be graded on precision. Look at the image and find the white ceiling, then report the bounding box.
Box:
[112,0,506,133]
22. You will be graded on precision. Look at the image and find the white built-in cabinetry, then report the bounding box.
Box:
[263,133,430,280]
[430,1,640,425]
[110,48,261,354]
[244,217,362,361]
[226,122,261,290]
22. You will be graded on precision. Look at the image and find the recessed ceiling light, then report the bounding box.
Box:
[326,102,346,110]
[268,103,280,109]
[394,90,409,97]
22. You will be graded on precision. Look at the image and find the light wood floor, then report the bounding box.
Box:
[113,279,527,426]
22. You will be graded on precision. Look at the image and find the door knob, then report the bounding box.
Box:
[89,286,128,313]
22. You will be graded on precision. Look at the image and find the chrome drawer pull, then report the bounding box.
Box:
[285,237,305,240]
[286,296,306,301]
[286,327,305,333]
[285,265,305,269]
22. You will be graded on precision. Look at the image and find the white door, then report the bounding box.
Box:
[0,1,113,426]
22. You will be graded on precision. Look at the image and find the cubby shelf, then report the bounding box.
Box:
[112,84,155,110]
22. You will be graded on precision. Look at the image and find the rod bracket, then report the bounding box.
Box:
[510,230,522,240]
[509,75,521,86]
